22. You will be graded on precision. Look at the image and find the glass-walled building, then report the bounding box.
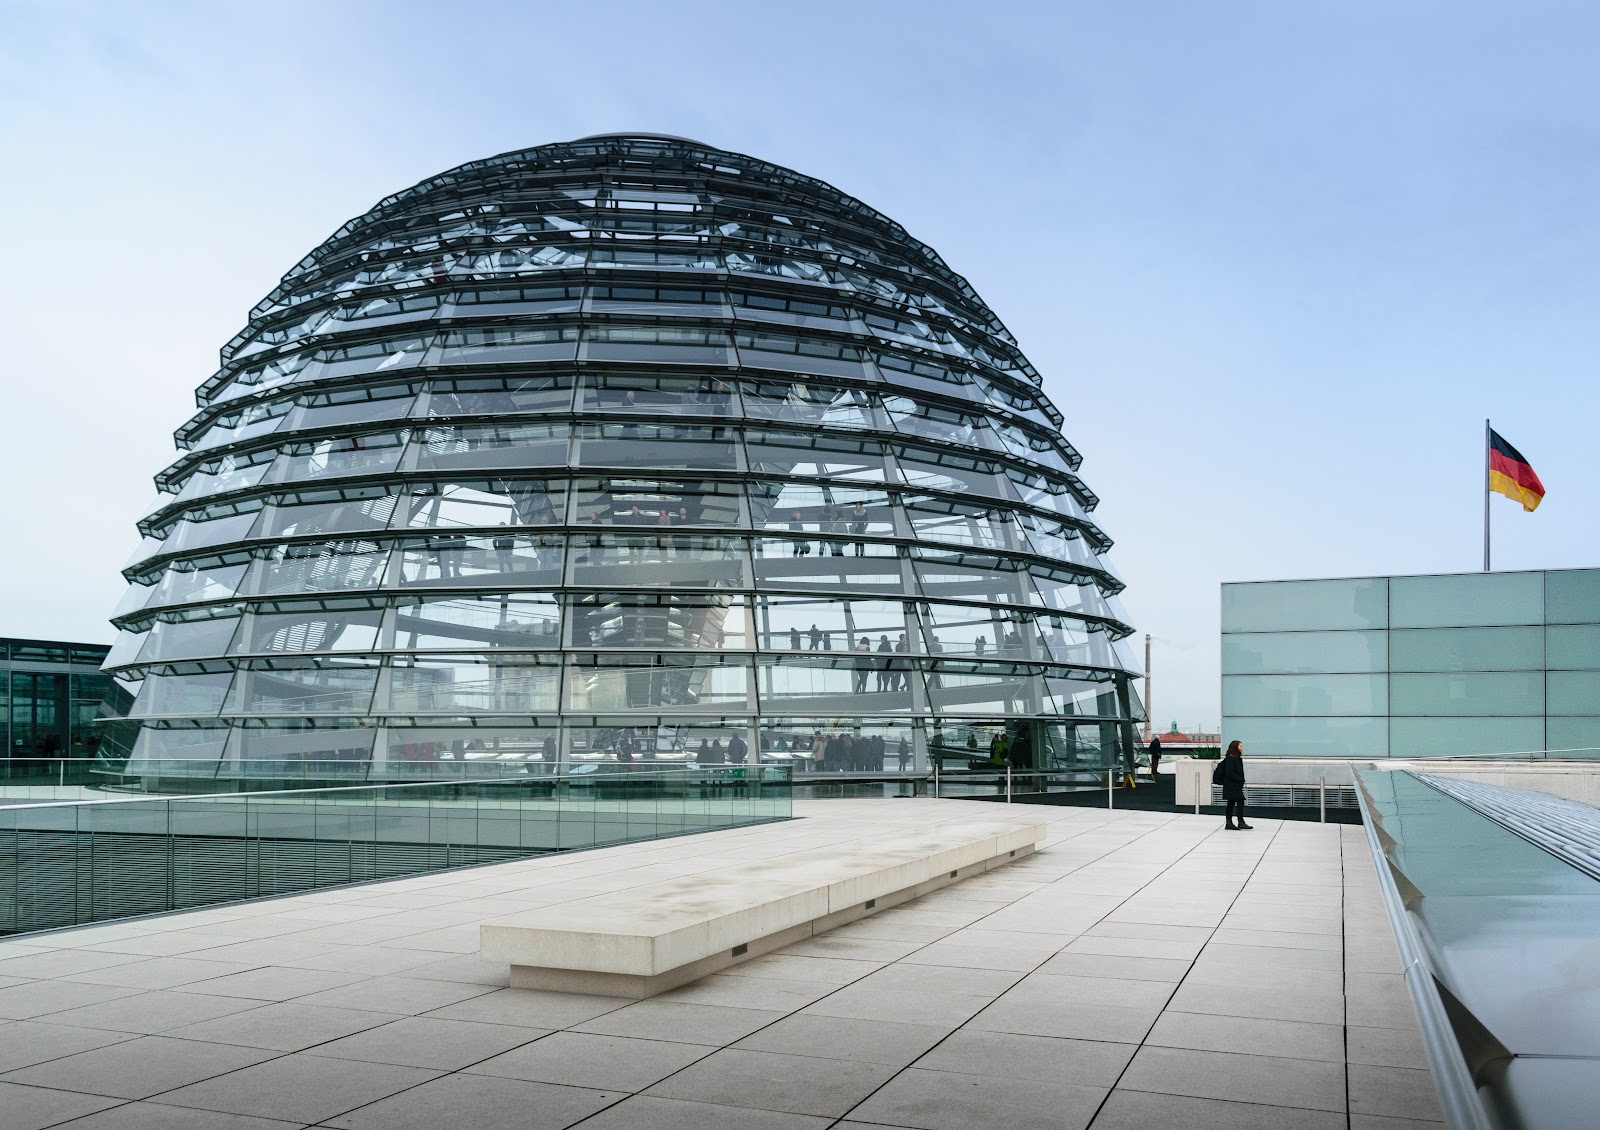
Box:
[1222,569,1600,758]
[105,134,1141,776]
[1,639,115,762]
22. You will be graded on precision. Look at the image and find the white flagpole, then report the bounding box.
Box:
[1483,418,1491,572]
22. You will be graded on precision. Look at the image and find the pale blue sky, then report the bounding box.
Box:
[2,0,1596,728]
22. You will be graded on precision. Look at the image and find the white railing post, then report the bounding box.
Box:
[1006,764,1012,804]
[1319,775,1326,824]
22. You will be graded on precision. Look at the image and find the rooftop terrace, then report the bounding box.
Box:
[0,799,1440,1129]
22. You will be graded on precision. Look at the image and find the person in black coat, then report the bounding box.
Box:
[1221,740,1251,830]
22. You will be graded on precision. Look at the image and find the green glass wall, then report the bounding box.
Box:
[1221,568,1600,757]
[0,638,114,761]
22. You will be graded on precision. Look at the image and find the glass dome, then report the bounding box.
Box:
[106,135,1141,776]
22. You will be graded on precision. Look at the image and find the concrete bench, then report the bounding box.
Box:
[480,819,1045,998]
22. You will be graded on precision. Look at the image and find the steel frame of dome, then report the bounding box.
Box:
[105,135,1143,776]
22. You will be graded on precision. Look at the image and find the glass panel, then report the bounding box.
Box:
[571,595,750,650]
[1224,716,1388,757]
[401,480,563,530]
[1221,578,1388,632]
[566,656,752,712]
[751,540,906,595]
[1389,626,1543,672]
[1390,716,1543,757]
[924,664,1036,716]
[913,558,1037,608]
[225,660,381,714]
[583,325,730,365]
[406,423,568,472]
[1389,571,1543,628]
[391,592,560,651]
[1222,630,1388,674]
[128,724,230,767]
[394,534,561,589]
[386,655,559,713]
[224,724,376,769]
[262,491,401,538]
[386,725,558,767]
[919,602,1037,660]
[423,375,575,417]
[1546,717,1600,752]
[1390,671,1544,716]
[745,431,889,483]
[245,541,390,596]
[572,535,750,590]
[1548,625,1600,670]
[1546,569,1600,625]
[159,511,261,555]
[757,654,918,713]
[136,615,242,663]
[577,373,737,417]
[751,597,909,653]
[433,325,578,365]
[1222,674,1387,716]
[267,432,408,483]
[146,562,251,609]
[572,478,744,528]
[572,424,739,472]
[236,607,383,654]
[1547,672,1600,716]
[129,671,234,718]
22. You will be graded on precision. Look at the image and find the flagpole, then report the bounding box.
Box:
[1483,418,1491,572]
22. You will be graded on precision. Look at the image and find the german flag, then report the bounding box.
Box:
[1489,429,1545,512]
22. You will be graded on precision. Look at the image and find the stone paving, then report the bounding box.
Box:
[0,799,1443,1129]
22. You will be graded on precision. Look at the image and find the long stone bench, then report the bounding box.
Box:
[480,819,1045,998]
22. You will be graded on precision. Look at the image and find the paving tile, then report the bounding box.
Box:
[176,965,368,1001]
[1348,1116,1446,1130]
[279,945,454,977]
[967,995,1159,1043]
[735,1013,951,1066]
[27,989,264,1034]
[0,1020,137,1072]
[1190,942,1343,972]
[62,957,260,991]
[158,1051,437,1123]
[1119,1045,1346,1112]
[0,951,141,978]
[912,1028,1133,1086]
[0,1080,124,1130]
[1184,959,1344,994]
[652,973,832,1012]
[575,1000,783,1045]
[846,1066,1106,1130]
[163,1001,401,1051]
[1222,913,1343,936]
[798,984,992,1027]
[848,962,1023,998]
[1348,1024,1430,1069]
[1,1034,279,1099]
[1209,928,1342,952]
[1066,934,1204,960]
[1167,981,1345,1025]
[427,987,626,1029]
[896,942,1051,972]
[1349,1063,1446,1121]
[294,974,496,1015]
[400,953,513,986]
[719,953,882,985]
[313,1015,547,1070]
[0,980,145,1020]
[1145,1011,1345,1062]
[47,1101,302,1128]
[325,1070,620,1129]
[1012,971,1175,1010]
[1037,951,1191,982]
[576,1094,832,1129]
[646,1046,900,1117]
[468,1030,710,1090]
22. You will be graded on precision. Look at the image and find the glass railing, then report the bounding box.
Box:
[0,757,776,802]
[0,766,791,936]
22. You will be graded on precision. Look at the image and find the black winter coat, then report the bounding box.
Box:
[1221,755,1246,801]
